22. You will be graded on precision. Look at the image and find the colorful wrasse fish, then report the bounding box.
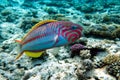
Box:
[15,20,82,61]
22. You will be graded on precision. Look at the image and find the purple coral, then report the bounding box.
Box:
[70,44,86,57]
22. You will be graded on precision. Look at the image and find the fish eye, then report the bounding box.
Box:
[71,25,77,30]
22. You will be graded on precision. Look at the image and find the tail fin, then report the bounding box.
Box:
[14,51,24,61]
[14,39,24,61]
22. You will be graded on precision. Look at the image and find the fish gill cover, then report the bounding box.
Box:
[0,0,120,80]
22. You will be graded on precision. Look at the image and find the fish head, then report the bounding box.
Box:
[60,21,82,43]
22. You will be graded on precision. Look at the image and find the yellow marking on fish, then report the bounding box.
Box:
[14,51,45,61]
[25,51,45,58]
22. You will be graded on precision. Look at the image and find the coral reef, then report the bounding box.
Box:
[0,0,120,80]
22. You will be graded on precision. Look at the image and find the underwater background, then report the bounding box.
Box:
[0,0,120,80]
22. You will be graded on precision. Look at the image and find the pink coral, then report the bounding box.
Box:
[70,44,86,57]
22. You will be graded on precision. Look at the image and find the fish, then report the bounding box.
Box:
[15,20,82,61]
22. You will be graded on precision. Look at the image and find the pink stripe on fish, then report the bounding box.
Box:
[22,31,55,45]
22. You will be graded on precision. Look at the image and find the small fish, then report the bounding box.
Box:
[15,20,82,61]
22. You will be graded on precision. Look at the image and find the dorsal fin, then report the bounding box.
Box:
[30,20,57,31]
[22,20,57,41]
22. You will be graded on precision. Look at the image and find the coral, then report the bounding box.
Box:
[74,0,105,13]
[84,14,92,20]
[12,0,25,5]
[44,7,58,14]
[0,0,8,6]
[80,50,91,59]
[1,9,12,16]
[94,60,106,68]
[19,17,37,32]
[54,14,69,21]
[75,68,87,80]
[70,43,106,59]
[0,74,7,80]
[44,14,69,21]
[106,61,120,78]
[102,14,120,24]
[80,4,95,13]
[89,29,113,38]
[75,59,94,80]
[94,67,116,80]
[22,59,87,80]
[102,54,120,65]
[22,71,32,80]
[112,27,120,38]
[85,23,120,39]
[0,22,22,39]
[94,54,120,78]
[0,7,27,23]
[95,54,120,68]
[39,1,70,8]
[70,44,86,57]
[82,59,94,70]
